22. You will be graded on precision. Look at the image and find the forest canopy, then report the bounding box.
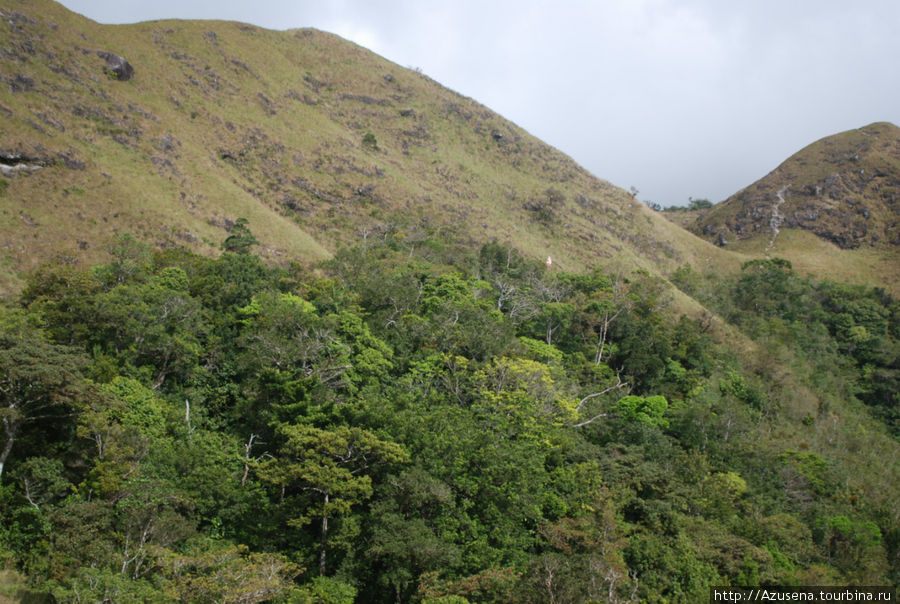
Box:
[1,226,897,602]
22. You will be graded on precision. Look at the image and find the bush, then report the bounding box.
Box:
[523,188,565,225]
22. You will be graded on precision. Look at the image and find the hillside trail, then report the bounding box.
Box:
[766,185,788,253]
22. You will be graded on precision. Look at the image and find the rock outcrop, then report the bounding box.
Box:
[97,51,134,81]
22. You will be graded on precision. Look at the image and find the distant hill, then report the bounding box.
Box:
[690,122,900,250]
[0,0,737,297]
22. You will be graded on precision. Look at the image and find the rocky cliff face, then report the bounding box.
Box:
[693,122,900,249]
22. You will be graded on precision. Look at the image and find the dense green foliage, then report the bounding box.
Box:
[0,231,897,602]
[673,259,899,436]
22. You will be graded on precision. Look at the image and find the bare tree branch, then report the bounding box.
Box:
[575,373,629,412]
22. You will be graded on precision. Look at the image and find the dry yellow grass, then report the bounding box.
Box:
[726,229,900,295]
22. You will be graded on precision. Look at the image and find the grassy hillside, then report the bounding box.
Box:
[694,122,900,248]
[713,228,900,295]
[678,122,900,292]
[0,0,744,299]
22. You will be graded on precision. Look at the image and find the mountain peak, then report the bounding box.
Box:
[692,122,900,250]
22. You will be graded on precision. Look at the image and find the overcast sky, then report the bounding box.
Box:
[58,0,900,206]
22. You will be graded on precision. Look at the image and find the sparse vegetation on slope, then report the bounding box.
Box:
[0,0,737,299]
[691,122,900,251]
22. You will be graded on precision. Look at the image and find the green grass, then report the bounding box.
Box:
[0,0,719,288]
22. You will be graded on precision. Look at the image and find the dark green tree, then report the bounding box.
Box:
[222,218,259,254]
[0,313,88,481]
[258,423,408,575]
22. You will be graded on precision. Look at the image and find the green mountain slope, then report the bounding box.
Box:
[0,0,740,297]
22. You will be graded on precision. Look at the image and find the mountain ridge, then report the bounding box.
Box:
[1,0,897,300]
[0,0,741,298]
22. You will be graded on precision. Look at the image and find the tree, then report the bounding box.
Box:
[115,482,194,580]
[17,457,71,510]
[584,273,630,365]
[20,262,101,346]
[159,539,301,602]
[820,515,885,580]
[570,372,630,428]
[222,218,259,254]
[523,188,565,225]
[94,233,152,287]
[90,267,205,390]
[534,499,636,604]
[520,274,572,346]
[688,197,713,210]
[362,132,378,150]
[615,395,669,428]
[0,315,88,481]
[237,293,355,426]
[366,467,462,601]
[258,424,407,575]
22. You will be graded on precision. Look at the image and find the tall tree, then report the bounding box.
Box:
[0,315,88,480]
[258,423,407,575]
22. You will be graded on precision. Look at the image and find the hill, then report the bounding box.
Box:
[0,0,740,298]
[693,121,900,250]
[657,122,900,292]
